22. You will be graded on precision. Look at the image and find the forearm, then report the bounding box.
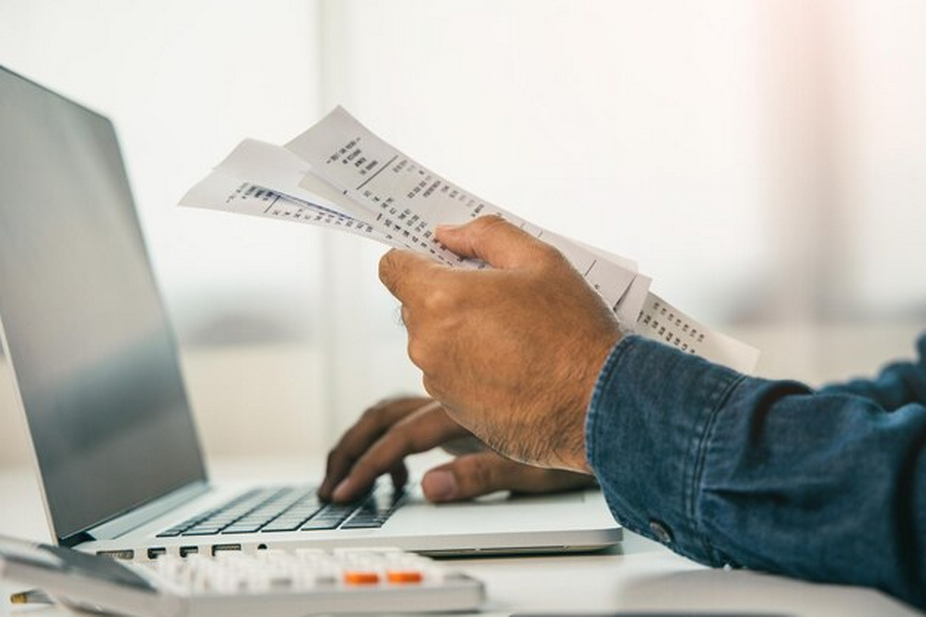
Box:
[587,335,926,610]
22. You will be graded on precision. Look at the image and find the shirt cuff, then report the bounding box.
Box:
[585,334,745,564]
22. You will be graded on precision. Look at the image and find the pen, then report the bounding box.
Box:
[9,588,52,605]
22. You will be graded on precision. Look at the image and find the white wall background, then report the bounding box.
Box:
[0,0,324,342]
[1,0,925,466]
[0,0,331,464]
[316,0,926,434]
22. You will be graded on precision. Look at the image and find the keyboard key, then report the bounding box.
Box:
[261,520,304,532]
[221,523,263,534]
[342,515,385,529]
[182,528,224,537]
[157,484,409,538]
[300,519,341,531]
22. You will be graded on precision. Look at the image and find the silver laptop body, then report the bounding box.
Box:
[0,65,620,561]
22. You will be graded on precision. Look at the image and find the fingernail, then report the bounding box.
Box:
[435,224,460,234]
[332,478,353,502]
[422,470,457,502]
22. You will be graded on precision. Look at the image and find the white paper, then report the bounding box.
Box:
[179,106,760,374]
[635,293,760,371]
[565,238,758,372]
[214,139,374,224]
[179,169,402,247]
[615,274,652,328]
[286,107,637,308]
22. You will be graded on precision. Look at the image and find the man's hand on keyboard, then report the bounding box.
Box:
[318,396,595,504]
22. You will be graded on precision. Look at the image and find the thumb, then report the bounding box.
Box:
[420,451,596,503]
[436,215,550,269]
[421,452,510,502]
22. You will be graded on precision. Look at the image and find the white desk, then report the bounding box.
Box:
[0,459,919,617]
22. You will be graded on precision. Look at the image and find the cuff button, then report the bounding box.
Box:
[648,519,674,545]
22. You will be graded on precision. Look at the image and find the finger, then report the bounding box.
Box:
[389,460,409,494]
[420,451,597,503]
[379,249,443,302]
[435,215,552,269]
[330,401,464,502]
[440,434,486,457]
[321,397,427,498]
[330,401,470,502]
[319,397,432,499]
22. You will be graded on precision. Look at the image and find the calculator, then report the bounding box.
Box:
[0,534,484,615]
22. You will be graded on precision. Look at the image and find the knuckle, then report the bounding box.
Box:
[384,423,414,453]
[378,253,392,281]
[360,403,387,426]
[408,336,443,372]
[535,243,566,267]
[407,338,427,369]
[474,214,505,231]
[349,450,390,483]
[471,215,507,245]
[350,458,379,480]
[421,374,443,401]
[378,251,401,287]
[421,286,455,314]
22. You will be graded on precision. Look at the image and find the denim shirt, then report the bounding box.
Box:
[586,333,926,610]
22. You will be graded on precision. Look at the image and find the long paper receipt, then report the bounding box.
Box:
[180,107,760,374]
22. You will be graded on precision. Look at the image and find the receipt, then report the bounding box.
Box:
[213,139,373,224]
[179,169,402,247]
[615,274,652,328]
[179,107,760,374]
[636,293,760,370]
[286,107,637,308]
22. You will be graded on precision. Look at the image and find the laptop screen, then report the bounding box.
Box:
[0,66,206,543]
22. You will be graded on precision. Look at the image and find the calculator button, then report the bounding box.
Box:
[312,572,338,585]
[386,569,423,584]
[344,571,380,585]
[269,575,294,588]
[132,545,483,612]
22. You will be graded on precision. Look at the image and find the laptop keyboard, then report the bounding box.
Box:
[156,486,407,538]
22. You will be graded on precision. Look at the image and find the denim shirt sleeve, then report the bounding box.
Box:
[818,335,926,411]
[586,333,926,610]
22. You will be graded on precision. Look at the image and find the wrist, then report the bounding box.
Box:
[552,330,623,473]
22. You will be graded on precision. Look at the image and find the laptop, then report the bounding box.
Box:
[0,65,621,561]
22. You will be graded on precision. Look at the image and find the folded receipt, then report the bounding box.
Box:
[179,107,759,374]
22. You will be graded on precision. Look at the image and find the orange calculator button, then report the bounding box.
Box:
[386,569,424,584]
[344,571,380,585]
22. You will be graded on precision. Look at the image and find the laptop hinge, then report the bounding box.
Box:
[59,531,94,549]
[72,480,212,543]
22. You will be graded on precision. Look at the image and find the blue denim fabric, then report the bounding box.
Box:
[586,333,926,611]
